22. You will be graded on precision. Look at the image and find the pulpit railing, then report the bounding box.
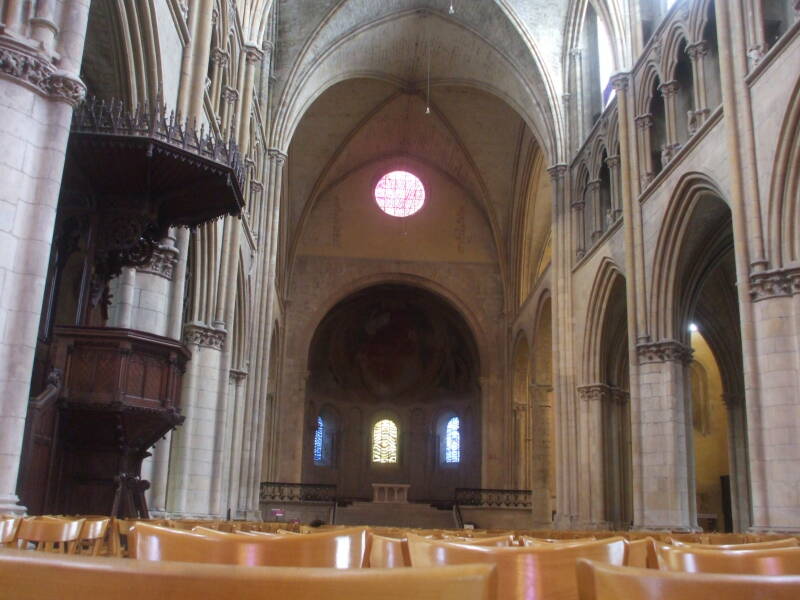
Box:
[259,482,337,504]
[454,487,533,509]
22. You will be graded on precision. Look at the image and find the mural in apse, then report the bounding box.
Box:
[302,284,480,502]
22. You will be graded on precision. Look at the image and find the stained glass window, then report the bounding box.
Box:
[313,416,326,465]
[372,419,398,463]
[374,171,425,217]
[445,416,461,464]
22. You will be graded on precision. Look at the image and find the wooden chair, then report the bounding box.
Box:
[131,523,369,568]
[0,517,21,548]
[655,544,800,575]
[72,518,111,556]
[576,559,800,600]
[0,547,496,600]
[367,533,411,568]
[407,533,626,600]
[443,534,515,547]
[14,518,85,553]
[667,536,799,550]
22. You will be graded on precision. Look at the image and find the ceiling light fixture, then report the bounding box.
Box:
[449,1,455,15]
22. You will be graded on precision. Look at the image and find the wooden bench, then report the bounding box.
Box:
[0,547,495,600]
[577,559,800,600]
[407,533,626,600]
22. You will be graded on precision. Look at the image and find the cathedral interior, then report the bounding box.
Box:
[0,0,800,596]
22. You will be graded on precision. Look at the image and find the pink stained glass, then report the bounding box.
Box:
[374,171,425,217]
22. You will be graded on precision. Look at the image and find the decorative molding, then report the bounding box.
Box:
[637,339,693,365]
[244,44,264,64]
[137,244,179,280]
[658,80,679,98]
[0,39,85,106]
[749,267,800,301]
[268,148,287,164]
[686,41,708,61]
[183,322,226,350]
[250,180,263,194]
[230,368,248,383]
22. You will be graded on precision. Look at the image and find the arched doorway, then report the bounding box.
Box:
[651,176,750,531]
[301,284,481,503]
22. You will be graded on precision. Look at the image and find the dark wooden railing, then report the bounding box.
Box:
[259,482,338,504]
[454,488,533,509]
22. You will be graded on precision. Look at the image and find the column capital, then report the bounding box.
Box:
[605,155,620,169]
[659,80,680,97]
[183,322,226,350]
[268,148,287,164]
[210,48,228,67]
[686,41,708,61]
[586,179,602,192]
[577,384,611,402]
[571,200,585,211]
[0,38,86,106]
[547,164,568,180]
[636,339,693,365]
[222,86,239,104]
[749,266,800,301]
[635,113,653,130]
[609,72,630,92]
[137,244,180,280]
[244,44,264,64]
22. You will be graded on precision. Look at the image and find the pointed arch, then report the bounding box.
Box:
[582,258,626,384]
[768,73,800,268]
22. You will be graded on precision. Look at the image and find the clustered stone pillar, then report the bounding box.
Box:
[0,0,90,514]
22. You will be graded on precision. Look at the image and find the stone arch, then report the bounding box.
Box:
[768,73,800,268]
[81,0,163,106]
[649,172,729,341]
[648,171,750,531]
[300,283,482,502]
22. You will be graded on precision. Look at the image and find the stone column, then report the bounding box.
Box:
[576,385,608,528]
[548,164,579,528]
[747,270,800,530]
[605,155,622,222]
[512,402,529,490]
[530,382,554,526]
[587,179,602,243]
[0,0,90,515]
[686,41,710,134]
[572,199,586,260]
[634,114,655,188]
[635,341,697,530]
[658,81,681,164]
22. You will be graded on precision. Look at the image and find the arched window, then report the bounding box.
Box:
[577,3,617,136]
[445,416,461,464]
[313,415,333,466]
[372,419,398,463]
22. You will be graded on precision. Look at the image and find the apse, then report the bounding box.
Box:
[302,284,481,503]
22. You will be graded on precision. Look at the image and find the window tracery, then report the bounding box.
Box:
[372,419,398,463]
[445,416,461,464]
[374,171,425,217]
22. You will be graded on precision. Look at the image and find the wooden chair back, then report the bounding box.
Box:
[407,533,626,600]
[72,518,111,556]
[131,523,368,568]
[623,538,657,568]
[521,536,597,547]
[0,517,21,547]
[15,518,85,553]
[443,534,515,547]
[655,544,800,575]
[0,547,496,600]
[576,559,800,600]
[667,537,798,550]
[367,533,411,568]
